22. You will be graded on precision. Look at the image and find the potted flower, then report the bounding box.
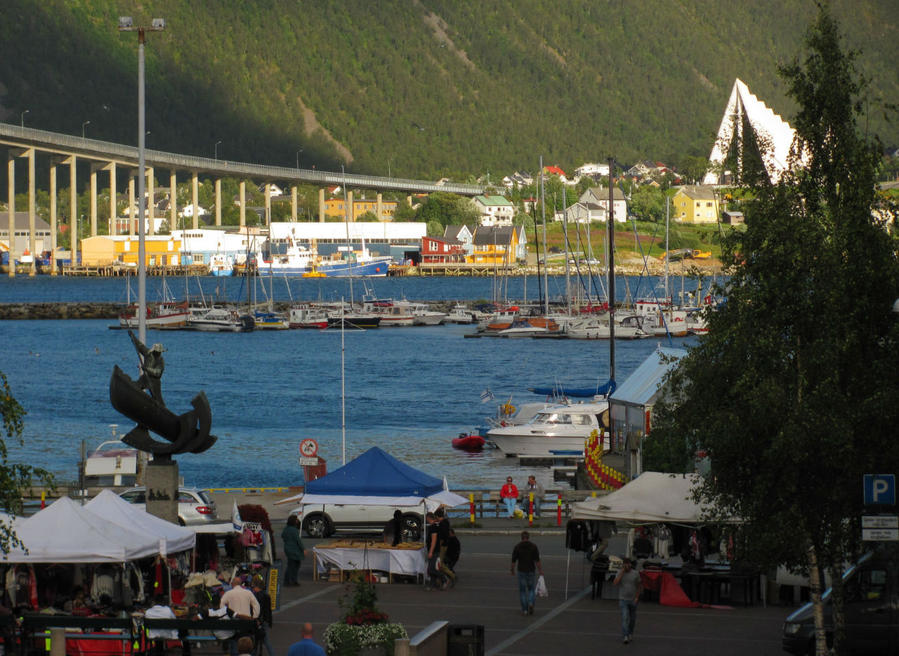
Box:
[323,571,407,656]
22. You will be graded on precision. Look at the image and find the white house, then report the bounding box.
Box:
[472,195,514,227]
[556,201,607,224]
[444,225,475,258]
[574,163,610,179]
[577,186,628,223]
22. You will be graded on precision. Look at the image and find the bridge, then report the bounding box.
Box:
[0,123,486,276]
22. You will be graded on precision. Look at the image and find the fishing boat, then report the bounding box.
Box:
[314,250,393,277]
[289,303,330,329]
[446,304,475,324]
[186,306,255,332]
[452,432,486,451]
[361,297,415,326]
[485,399,610,457]
[118,300,190,330]
[208,252,233,277]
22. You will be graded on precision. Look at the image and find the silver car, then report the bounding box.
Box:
[119,486,217,525]
[295,503,423,541]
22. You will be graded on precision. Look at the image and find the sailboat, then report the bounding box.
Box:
[117,274,189,329]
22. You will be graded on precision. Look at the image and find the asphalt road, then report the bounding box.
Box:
[264,534,793,656]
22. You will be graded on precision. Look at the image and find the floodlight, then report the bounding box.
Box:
[151,18,166,30]
[118,16,133,29]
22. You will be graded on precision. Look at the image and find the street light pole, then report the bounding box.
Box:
[81,120,91,138]
[215,140,222,161]
[119,16,165,346]
[296,149,303,169]
[20,109,29,128]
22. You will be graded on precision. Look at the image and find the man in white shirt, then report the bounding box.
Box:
[220,578,260,656]
[144,595,177,655]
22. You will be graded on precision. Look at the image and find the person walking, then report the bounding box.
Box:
[613,557,642,644]
[281,515,307,586]
[510,530,543,615]
[435,507,456,588]
[500,477,519,517]
[286,622,326,656]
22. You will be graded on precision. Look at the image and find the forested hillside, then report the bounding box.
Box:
[0,0,896,179]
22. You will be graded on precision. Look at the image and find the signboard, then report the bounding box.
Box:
[299,456,319,466]
[862,515,898,529]
[299,438,319,458]
[862,528,899,541]
[863,474,896,506]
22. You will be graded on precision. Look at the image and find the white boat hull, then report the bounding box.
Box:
[488,432,589,457]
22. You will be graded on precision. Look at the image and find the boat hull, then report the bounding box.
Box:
[316,258,391,277]
[487,432,589,458]
[452,433,486,451]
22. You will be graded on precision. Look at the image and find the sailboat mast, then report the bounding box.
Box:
[562,186,570,316]
[665,196,670,301]
[340,297,346,465]
[341,166,354,300]
[607,157,616,380]
[540,157,549,317]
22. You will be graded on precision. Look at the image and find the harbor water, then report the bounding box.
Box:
[0,274,701,490]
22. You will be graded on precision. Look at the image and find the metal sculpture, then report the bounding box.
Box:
[109,331,217,458]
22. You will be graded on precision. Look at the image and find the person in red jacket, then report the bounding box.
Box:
[500,477,519,517]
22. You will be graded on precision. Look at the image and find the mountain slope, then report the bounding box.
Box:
[0,0,895,179]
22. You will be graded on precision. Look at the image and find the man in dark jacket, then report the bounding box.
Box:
[281,515,306,586]
[250,577,274,656]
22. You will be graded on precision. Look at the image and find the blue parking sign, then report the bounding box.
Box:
[864,474,896,506]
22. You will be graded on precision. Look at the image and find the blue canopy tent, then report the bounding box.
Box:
[277,447,466,508]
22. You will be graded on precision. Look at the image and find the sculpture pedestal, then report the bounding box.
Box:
[145,459,179,524]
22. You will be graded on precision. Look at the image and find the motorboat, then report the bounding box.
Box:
[497,317,560,338]
[253,310,289,330]
[83,439,144,487]
[446,304,475,324]
[361,297,415,326]
[486,399,610,457]
[186,306,255,332]
[452,432,486,451]
[566,314,648,340]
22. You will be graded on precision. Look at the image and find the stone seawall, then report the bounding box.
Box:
[0,303,125,320]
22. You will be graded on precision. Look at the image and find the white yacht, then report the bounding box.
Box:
[486,399,610,457]
[187,306,255,332]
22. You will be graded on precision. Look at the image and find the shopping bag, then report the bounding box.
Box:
[535,574,548,598]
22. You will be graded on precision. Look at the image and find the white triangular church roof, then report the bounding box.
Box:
[703,79,799,185]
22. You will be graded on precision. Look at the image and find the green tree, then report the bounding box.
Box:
[647,9,899,656]
[414,192,478,229]
[629,186,666,222]
[0,372,54,554]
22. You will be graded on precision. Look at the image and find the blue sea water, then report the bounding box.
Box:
[0,275,700,490]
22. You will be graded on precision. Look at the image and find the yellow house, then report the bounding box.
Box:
[470,225,520,265]
[672,186,720,224]
[81,235,182,267]
[323,198,398,221]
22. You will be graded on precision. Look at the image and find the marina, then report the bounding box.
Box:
[0,275,701,491]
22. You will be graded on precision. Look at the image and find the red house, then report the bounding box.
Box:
[421,236,465,263]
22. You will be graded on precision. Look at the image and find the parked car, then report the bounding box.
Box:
[782,547,899,654]
[293,503,424,541]
[119,486,217,526]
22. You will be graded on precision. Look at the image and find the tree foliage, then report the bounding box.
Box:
[0,372,54,554]
[647,9,899,654]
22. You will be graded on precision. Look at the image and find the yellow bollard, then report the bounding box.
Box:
[528,492,533,525]
[469,493,475,524]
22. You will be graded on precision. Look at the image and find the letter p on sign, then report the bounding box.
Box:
[864,474,896,506]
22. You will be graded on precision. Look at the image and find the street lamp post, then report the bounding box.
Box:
[81,120,91,138]
[215,140,222,161]
[296,149,303,169]
[20,109,29,128]
[119,15,165,346]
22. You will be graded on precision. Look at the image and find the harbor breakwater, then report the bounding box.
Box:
[0,302,125,320]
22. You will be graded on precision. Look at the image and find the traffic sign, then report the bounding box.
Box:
[299,456,319,466]
[862,528,899,541]
[299,438,319,458]
[862,515,898,529]
[863,474,896,506]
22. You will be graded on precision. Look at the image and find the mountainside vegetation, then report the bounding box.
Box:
[1,0,897,180]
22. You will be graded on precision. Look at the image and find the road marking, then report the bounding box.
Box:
[486,585,591,656]
[274,586,339,614]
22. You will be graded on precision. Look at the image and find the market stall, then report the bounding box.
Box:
[312,539,426,582]
[568,472,755,606]
[278,447,465,583]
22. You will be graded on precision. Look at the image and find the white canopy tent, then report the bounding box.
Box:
[84,489,195,555]
[570,472,712,525]
[1,496,162,563]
